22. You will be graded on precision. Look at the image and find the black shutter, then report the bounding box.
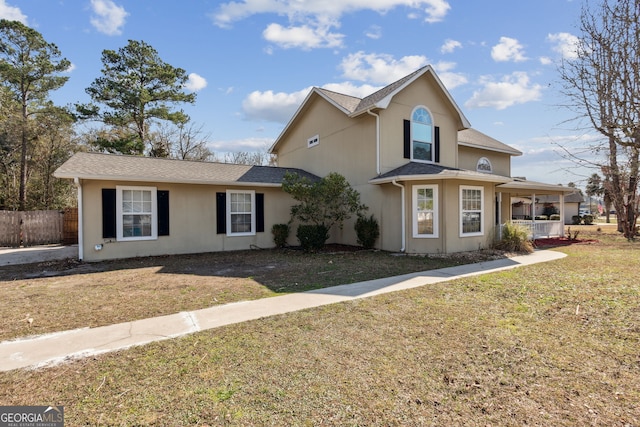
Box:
[157,190,170,236]
[256,193,265,232]
[434,126,440,163]
[216,192,226,234]
[102,188,116,238]
[403,119,411,159]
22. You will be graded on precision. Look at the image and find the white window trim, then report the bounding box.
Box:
[116,185,158,241]
[410,105,435,164]
[460,185,484,237]
[226,189,256,236]
[307,134,319,148]
[412,184,439,238]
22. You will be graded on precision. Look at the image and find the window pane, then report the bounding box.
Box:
[412,107,432,125]
[413,141,432,161]
[417,212,433,234]
[413,122,431,142]
[122,214,152,237]
[231,213,252,233]
[462,189,481,210]
[462,212,481,233]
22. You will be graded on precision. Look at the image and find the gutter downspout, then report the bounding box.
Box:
[392,179,406,252]
[73,178,83,261]
[366,109,381,175]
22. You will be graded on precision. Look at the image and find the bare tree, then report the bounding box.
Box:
[558,0,640,239]
[146,121,215,161]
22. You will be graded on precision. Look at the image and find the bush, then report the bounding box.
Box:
[271,224,290,248]
[550,214,561,221]
[495,222,534,253]
[296,224,329,252]
[355,214,379,249]
[571,215,582,225]
[583,214,595,225]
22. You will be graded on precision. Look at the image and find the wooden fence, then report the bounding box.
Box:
[0,208,78,247]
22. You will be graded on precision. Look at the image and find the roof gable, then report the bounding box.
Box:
[270,65,471,153]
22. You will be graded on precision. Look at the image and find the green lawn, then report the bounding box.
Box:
[1,225,638,426]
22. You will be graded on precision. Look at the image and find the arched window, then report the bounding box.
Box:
[477,157,492,173]
[411,106,433,162]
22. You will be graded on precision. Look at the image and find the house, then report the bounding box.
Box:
[55,65,573,261]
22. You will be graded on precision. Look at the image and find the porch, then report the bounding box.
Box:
[497,219,564,240]
[496,179,575,242]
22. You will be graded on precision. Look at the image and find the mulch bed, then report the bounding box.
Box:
[533,237,598,248]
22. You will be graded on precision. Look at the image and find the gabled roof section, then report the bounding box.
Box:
[270,65,471,154]
[458,128,522,156]
[315,88,362,114]
[54,152,320,187]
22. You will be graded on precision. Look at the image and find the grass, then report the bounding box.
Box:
[0,245,503,341]
[1,225,638,426]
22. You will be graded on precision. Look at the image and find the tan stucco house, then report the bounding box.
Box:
[55,65,573,261]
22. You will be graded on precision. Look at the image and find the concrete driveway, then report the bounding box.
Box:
[0,245,78,266]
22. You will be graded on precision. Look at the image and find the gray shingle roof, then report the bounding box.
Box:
[369,161,513,184]
[458,128,522,156]
[54,152,320,186]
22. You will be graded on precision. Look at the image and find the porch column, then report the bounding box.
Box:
[559,193,565,234]
[531,192,536,239]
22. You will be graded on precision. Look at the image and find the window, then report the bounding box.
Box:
[413,185,438,237]
[307,134,319,148]
[116,186,158,241]
[477,157,492,173]
[411,106,433,162]
[226,190,256,236]
[460,186,484,236]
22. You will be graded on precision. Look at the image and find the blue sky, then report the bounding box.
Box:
[2,0,597,187]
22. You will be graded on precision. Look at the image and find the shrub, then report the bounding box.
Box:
[571,215,582,225]
[583,214,594,225]
[355,214,379,249]
[271,223,290,248]
[549,214,561,221]
[495,222,534,253]
[296,224,329,252]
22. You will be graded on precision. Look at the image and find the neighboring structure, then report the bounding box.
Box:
[55,65,573,261]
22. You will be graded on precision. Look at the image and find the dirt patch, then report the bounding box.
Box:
[533,237,599,248]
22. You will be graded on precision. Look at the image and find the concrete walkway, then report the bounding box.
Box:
[0,250,566,372]
[0,245,78,266]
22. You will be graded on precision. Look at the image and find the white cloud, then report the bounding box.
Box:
[0,0,27,23]
[433,61,467,89]
[211,0,450,49]
[339,51,428,85]
[242,87,313,123]
[465,72,543,110]
[365,25,382,40]
[539,56,553,65]
[184,73,207,92]
[491,36,527,62]
[547,32,579,60]
[213,0,451,27]
[263,23,344,49]
[209,137,274,153]
[440,39,462,54]
[90,0,128,36]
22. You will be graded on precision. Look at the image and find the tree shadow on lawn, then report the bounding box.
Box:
[0,244,512,294]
